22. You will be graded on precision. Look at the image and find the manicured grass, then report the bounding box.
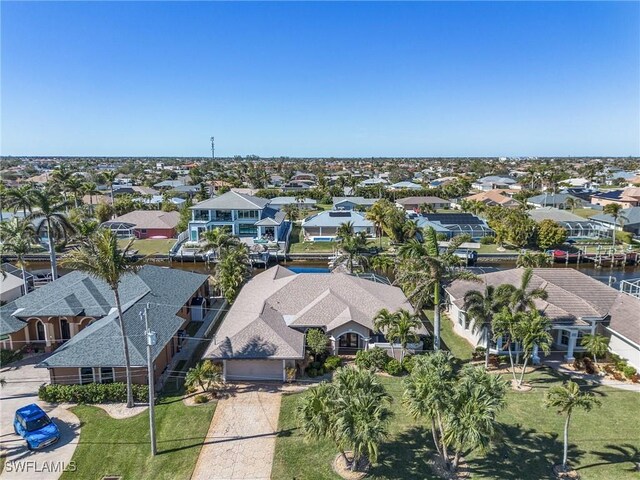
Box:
[428,310,474,361]
[572,208,601,219]
[117,238,177,255]
[272,370,640,480]
[475,244,521,254]
[61,393,216,480]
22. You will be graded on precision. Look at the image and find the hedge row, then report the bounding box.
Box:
[38,382,149,404]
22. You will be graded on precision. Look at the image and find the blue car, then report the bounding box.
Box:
[13,404,60,450]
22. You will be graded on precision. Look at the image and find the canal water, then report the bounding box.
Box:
[21,258,640,287]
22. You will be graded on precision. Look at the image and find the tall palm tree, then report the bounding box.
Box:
[565,197,581,213]
[395,227,477,350]
[463,284,514,367]
[6,184,34,217]
[510,267,548,312]
[65,176,85,208]
[201,227,238,259]
[82,182,100,211]
[369,254,395,277]
[214,243,251,302]
[0,218,37,294]
[28,190,74,279]
[60,228,140,407]
[516,251,551,268]
[102,170,119,203]
[366,200,389,249]
[602,203,626,246]
[545,381,601,472]
[387,309,421,361]
[515,311,552,386]
[492,307,522,382]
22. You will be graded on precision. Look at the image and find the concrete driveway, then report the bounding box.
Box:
[0,355,80,480]
[191,384,282,480]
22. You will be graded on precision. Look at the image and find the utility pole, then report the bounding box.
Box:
[210,136,215,161]
[140,303,157,456]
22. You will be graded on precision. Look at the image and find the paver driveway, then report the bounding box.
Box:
[0,355,80,480]
[191,384,282,480]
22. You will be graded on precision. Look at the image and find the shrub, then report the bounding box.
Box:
[38,382,149,404]
[472,346,486,361]
[384,359,403,376]
[323,355,342,371]
[613,372,624,381]
[194,394,209,404]
[583,357,597,375]
[622,365,637,379]
[631,374,639,384]
[285,367,296,383]
[573,358,583,371]
[355,347,391,371]
[0,349,23,366]
[480,236,495,245]
[401,355,416,374]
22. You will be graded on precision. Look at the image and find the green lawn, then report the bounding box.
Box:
[117,238,177,255]
[475,244,521,254]
[272,370,640,480]
[571,208,601,219]
[62,393,216,480]
[424,309,474,361]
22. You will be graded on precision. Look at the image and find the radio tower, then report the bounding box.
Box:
[210,136,215,161]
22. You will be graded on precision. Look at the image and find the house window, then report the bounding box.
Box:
[560,330,570,346]
[100,367,114,384]
[238,210,259,219]
[458,311,468,329]
[80,367,94,385]
[238,224,258,237]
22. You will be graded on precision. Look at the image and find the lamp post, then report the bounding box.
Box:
[140,304,157,456]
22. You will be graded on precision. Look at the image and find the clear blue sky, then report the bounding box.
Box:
[2,1,638,157]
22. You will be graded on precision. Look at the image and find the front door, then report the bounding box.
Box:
[60,319,71,341]
[339,333,359,349]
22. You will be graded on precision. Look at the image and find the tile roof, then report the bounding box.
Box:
[205,266,418,360]
[192,191,270,210]
[302,210,373,228]
[107,210,180,230]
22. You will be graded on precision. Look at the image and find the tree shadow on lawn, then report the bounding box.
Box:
[467,424,584,480]
[578,443,640,474]
[369,426,433,479]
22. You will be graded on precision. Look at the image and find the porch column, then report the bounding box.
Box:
[532,344,540,365]
[222,360,227,383]
[70,322,79,337]
[565,331,578,362]
[329,336,336,355]
[319,226,322,237]
[45,322,56,352]
[282,360,286,383]
[363,337,370,351]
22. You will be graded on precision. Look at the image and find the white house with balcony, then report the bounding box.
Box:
[188,191,289,244]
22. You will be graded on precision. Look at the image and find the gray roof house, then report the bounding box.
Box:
[527,207,607,239]
[332,197,377,211]
[527,193,584,209]
[301,210,374,241]
[204,266,425,381]
[446,268,640,365]
[591,207,640,235]
[267,196,318,210]
[0,266,210,386]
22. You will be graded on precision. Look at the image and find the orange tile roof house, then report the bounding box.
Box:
[102,210,180,239]
[464,190,521,207]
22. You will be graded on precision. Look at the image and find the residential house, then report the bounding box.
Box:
[301,210,374,241]
[332,197,377,211]
[471,175,519,191]
[188,191,289,243]
[429,176,457,188]
[527,193,584,209]
[1,266,208,365]
[591,207,640,237]
[358,177,388,188]
[590,188,640,209]
[396,196,450,212]
[203,266,426,381]
[463,190,520,208]
[0,266,211,386]
[527,208,607,239]
[268,197,318,210]
[445,268,640,364]
[388,181,423,191]
[414,213,493,240]
[102,210,180,239]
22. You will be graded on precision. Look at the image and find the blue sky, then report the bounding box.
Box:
[1,1,638,157]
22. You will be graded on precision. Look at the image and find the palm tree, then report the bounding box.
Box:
[603,203,626,246]
[509,267,548,312]
[369,254,395,276]
[463,284,514,367]
[201,227,238,260]
[82,182,100,211]
[365,200,392,248]
[65,176,85,208]
[185,360,221,393]
[28,190,75,279]
[516,251,551,268]
[60,228,140,407]
[580,334,609,367]
[102,170,118,203]
[373,308,397,358]
[545,381,601,472]
[387,309,421,361]
[402,351,455,465]
[395,227,477,350]
[492,307,522,382]
[282,203,300,222]
[515,311,552,387]
[444,366,508,471]
[6,184,34,217]
[0,218,37,294]
[214,243,251,302]
[565,197,581,213]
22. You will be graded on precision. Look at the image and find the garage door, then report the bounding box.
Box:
[225,359,284,381]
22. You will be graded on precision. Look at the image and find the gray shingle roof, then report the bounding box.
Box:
[592,207,640,226]
[527,207,593,223]
[205,266,418,360]
[192,191,269,210]
[36,266,209,368]
[302,211,373,228]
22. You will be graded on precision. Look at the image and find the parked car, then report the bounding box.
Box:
[13,404,60,450]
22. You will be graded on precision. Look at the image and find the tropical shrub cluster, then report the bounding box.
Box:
[0,349,23,366]
[38,382,149,404]
[355,347,392,371]
[323,355,342,371]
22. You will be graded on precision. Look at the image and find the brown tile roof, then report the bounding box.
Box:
[607,293,640,346]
